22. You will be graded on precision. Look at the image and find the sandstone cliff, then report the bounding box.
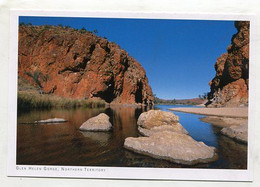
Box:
[18,25,154,105]
[207,21,249,107]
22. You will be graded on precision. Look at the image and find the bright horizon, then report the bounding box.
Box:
[19,16,237,100]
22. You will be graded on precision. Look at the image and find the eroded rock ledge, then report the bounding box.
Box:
[221,124,248,144]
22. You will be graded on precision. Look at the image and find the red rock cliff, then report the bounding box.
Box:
[18,25,154,105]
[207,21,249,107]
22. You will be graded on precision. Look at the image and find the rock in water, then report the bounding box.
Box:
[138,124,188,137]
[137,110,187,136]
[79,113,112,131]
[124,131,217,165]
[207,21,249,107]
[18,25,153,105]
[35,118,67,124]
[137,110,179,129]
[221,124,248,143]
[125,110,216,164]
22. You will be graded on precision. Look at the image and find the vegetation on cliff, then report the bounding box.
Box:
[18,77,106,110]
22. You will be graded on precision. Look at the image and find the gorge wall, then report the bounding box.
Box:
[207,21,249,107]
[18,25,154,105]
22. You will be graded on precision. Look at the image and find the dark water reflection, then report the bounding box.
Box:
[17,105,247,169]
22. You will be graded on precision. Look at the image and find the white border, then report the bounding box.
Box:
[8,10,255,181]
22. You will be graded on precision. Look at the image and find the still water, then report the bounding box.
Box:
[17,105,247,169]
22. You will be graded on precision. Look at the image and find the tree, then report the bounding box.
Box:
[19,22,25,26]
[198,92,209,100]
[80,27,87,33]
[65,25,71,29]
[25,71,44,94]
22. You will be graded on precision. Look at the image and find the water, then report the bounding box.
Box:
[17,105,247,169]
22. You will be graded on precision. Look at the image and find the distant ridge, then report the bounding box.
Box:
[154,97,204,105]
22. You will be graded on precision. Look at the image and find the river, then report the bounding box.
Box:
[17,105,247,169]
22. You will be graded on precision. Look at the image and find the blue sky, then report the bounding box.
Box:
[19,16,237,99]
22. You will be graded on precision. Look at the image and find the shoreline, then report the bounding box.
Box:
[168,107,248,118]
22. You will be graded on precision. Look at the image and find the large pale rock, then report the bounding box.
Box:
[221,124,248,143]
[35,118,67,124]
[124,131,217,165]
[138,124,188,137]
[137,110,179,129]
[79,113,112,131]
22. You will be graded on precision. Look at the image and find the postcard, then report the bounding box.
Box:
[8,10,255,181]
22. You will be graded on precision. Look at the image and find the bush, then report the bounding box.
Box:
[17,91,106,110]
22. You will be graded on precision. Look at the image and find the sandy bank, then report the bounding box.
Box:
[200,116,248,128]
[169,107,248,118]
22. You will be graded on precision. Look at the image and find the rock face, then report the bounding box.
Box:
[35,118,67,124]
[124,131,217,165]
[18,25,153,105]
[221,124,248,143]
[79,113,112,131]
[124,110,217,165]
[207,21,249,107]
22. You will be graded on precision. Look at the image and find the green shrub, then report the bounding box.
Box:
[17,91,106,111]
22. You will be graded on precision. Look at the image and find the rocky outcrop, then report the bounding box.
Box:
[124,131,217,165]
[79,113,112,131]
[207,21,249,107]
[124,110,217,165]
[221,124,248,143]
[35,118,67,124]
[18,25,153,105]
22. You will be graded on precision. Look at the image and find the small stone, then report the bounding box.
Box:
[35,118,67,124]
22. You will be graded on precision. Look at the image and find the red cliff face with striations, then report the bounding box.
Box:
[207,21,249,107]
[18,25,154,105]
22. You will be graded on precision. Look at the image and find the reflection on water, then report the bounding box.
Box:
[17,105,247,169]
[80,131,112,146]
